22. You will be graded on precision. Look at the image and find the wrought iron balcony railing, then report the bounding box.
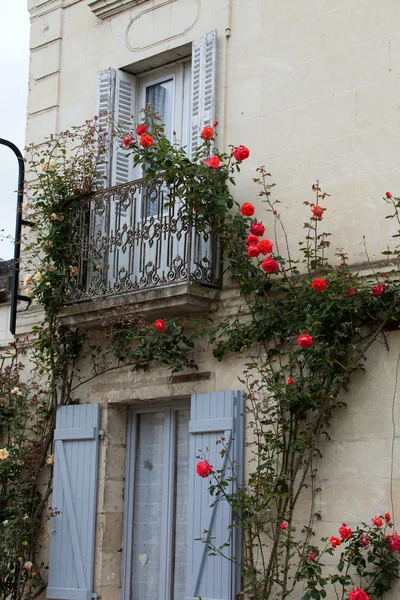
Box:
[66,178,222,303]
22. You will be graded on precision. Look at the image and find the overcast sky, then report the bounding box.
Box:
[0,2,30,260]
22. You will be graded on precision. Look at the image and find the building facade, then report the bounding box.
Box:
[7,0,400,598]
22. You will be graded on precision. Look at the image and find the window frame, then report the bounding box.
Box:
[121,400,191,600]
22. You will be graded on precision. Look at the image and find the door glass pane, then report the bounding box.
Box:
[144,79,173,218]
[131,412,165,600]
[172,408,190,600]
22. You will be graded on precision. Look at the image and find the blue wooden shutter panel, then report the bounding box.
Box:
[186,391,244,600]
[47,404,101,600]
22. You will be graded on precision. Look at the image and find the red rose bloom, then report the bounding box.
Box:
[196,460,213,478]
[140,134,154,148]
[386,191,392,199]
[201,126,214,141]
[348,587,371,600]
[205,156,221,169]
[297,334,313,349]
[346,288,357,297]
[258,239,273,255]
[311,278,327,292]
[261,258,279,274]
[136,124,147,136]
[246,245,261,258]
[372,283,384,296]
[311,205,325,219]
[385,512,391,524]
[330,536,341,548]
[388,531,400,551]
[213,120,219,127]
[240,202,255,217]
[359,534,370,547]
[246,234,259,245]
[122,133,134,148]
[279,522,288,530]
[250,222,265,236]
[287,378,295,385]
[154,319,165,332]
[339,523,352,540]
[372,516,383,527]
[233,145,250,162]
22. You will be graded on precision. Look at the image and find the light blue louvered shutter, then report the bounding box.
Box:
[96,69,116,188]
[186,391,244,600]
[47,404,101,600]
[111,70,136,186]
[189,30,217,159]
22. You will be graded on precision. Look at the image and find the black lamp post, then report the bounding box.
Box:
[0,138,32,335]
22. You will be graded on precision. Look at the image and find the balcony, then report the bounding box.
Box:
[62,178,221,326]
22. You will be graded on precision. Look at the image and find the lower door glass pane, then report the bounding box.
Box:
[172,409,190,600]
[131,412,165,600]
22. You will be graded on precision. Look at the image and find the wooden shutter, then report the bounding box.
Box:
[47,404,101,600]
[96,69,116,188]
[111,70,136,186]
[186,391,244,600]
[189,30,217,159]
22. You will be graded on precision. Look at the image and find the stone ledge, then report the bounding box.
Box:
[88,0,148,19]
[60,282,220,328]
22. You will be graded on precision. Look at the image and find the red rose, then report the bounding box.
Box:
[122,133,134,148]
[279,522,288,530]
[385,512,391,524]
[339,523,352,540]
[250,222,265,236]
[201,126,214,141]
[359,534,370,547]
[233,145,250,162]
[213,120,219,127]
[386,191,392,199]
[240,202,255,217]
[311,278,327,292]
[261,258,279,273]
[154,319,165,332]
[246,234,259,245]
[388,531,400,551]
[348,587,371,600]
[258,239,273,255]
[196,460,213,478]
[329,536,341,548]
[372,283,384,296]
[297,333,313,349]
[246,245,261,258]
[140,134,154,148]
[136,124,147,136]
[205,156,221,169]
[346,288,357,297]
[372,516,383,527]
[287,378,295,385]
[311,205,325,219]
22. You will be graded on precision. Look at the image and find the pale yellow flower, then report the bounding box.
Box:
[21,202,29,212]
[11,387,22,396]
[95,264,101,270]
[33,271,42,283]
[0,448,9,461]
[25,287,34,298]
[69,266,78,277]
[24,274,32,287]
[23,514,29,520]
[50,213,58,221]
[46,455,54,466]
[24,561,32,571]
[2,520,9,526]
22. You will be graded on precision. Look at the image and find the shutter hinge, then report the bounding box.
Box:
[98,429,105,439]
